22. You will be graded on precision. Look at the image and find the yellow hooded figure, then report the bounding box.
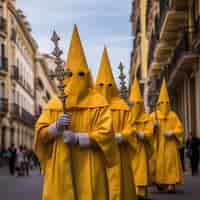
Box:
[34,25,118,200]
[129,78,153,199]
[150,79,184,192]
[96,47,137,200]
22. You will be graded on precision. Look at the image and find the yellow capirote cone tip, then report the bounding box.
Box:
[158,79,170,103]
[96,47,116,85]
[65,24,88,71]
[129,78,143,102]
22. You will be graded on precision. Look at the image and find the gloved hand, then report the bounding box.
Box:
[77,133,90,148]
[48,113,71,137]
[63,131,78,144]
[136,131,145,140]
[154,120,158,128]
[115,133,123,144]
[165,131,173,138]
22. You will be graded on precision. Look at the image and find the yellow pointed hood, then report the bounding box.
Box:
[129,78,143,103]
[64,24,88,73]
[157,79,171,117]
[158,79,170,104]
[95,47,129,111]
[129,78,145,120]
[62,25,106,109]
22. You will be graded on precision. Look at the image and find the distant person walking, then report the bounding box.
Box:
[23,146,30,176]
[187,133,200,176]
[8,144,17,176]
[16,145,25,176]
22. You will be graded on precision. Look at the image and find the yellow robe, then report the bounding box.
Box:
[34,95,118,200]
[108,107,137,200]
[131,112,153,187]
[148,130,158,185]
[150,111,183,185]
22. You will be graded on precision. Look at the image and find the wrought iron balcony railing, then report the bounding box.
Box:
[11,103,20,118]
[0,17,7,34]
[0,98,8,114]
[21,108,36,127]
[11,65,19,81]
[0,57,8,72]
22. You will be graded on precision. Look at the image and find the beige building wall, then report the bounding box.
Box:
[35,54,57,117]
[0,0,42,149]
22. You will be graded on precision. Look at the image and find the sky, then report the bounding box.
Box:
[17,0,133,84]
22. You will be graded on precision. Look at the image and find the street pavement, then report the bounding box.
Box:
[150,174,200,200]
[0,167,43,200]
[0,167,199,200]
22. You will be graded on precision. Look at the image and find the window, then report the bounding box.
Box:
[0,82,5,97]
[0,7,3,17]
[12,89,15,103]
[1,127,6,149]
[0,43,5,58]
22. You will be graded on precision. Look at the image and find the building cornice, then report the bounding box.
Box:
[7,1,38,53]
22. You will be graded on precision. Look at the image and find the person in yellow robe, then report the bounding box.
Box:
[150,79,184,193]
[34,25,118,200]
[95,47,137,200]
[129,78,153,200]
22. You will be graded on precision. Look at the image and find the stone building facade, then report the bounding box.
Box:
[130,0,200,138]
[0,0,57,149]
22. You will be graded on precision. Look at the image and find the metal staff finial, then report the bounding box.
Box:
[48,31,77,200]
[49,31,71,112]
[118,62,128,100]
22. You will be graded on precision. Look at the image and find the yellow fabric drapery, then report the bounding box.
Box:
[34,25,118,200]
[150,79,184,186]
[95,47,137,200]
[129,78,153,197]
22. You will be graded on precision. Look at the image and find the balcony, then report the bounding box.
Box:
[21,108,36,128]
[159,0,188,40]
[0,17,7,36]
[168,33,198,86]
[11,103,20,119]
[0,98,8,115]
[11,65,19,81]
[147,0,188,79]
[0,57,8,74]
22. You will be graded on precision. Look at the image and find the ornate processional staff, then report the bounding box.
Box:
[49,31,77,200]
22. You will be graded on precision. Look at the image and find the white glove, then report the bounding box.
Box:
[48,113,71,137]
[77,133,90,148]
[115,133,123,144]
[136,131,145,140]
[165,131,173,138]
[154,120,158,128]
[63,131,78,144]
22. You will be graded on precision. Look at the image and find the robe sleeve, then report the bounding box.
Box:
[143,117,154,158]
[89,107,119,168]
[34,109,54,175]
[143,118,154,140]
[171,113,184,146]
[121,112,137,151]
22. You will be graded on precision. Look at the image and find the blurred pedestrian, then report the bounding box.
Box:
[179,143,186,172]
[16,145,25,176]
[186,133,200,176]
[8,144,17,176]
[23,146,30,176]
